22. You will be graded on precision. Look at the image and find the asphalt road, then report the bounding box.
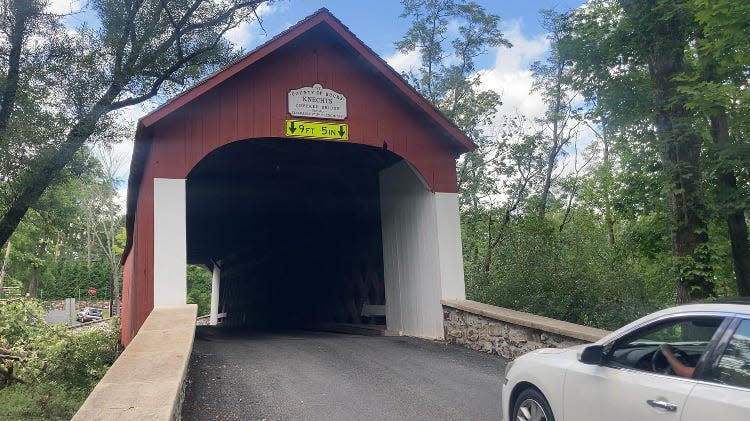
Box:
[45,309,72,325]
[182,327,506,421]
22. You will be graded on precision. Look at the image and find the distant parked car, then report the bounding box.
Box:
[502,300,750,421]
[76,307,103,322]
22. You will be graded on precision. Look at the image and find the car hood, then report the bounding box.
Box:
[528,343,588,356]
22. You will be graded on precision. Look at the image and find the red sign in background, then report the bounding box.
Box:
[87,287,96,296]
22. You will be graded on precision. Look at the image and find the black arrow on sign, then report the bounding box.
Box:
[338,125,346,137]
[289,121,297,134]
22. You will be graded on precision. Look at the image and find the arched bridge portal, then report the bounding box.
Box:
[187,139,395,329]
[120,9,472,346]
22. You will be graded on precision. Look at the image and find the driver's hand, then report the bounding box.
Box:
[659,343,674,356]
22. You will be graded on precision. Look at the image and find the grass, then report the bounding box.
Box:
[0,383,89,421]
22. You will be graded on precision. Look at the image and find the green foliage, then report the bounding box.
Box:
[0,146,124,303]
[554,0,750,301]
[397,0,511,209]
[41,260,112,300]
[465,211,661,330]
[187,265,212,316]
[396,0,510,109]
[0,383,86,421]
[0,298,118,419]
[0,0,269,251]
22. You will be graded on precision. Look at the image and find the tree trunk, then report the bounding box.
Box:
[539,150,555,218]
[0,242,10,291]
[0,84,120,249]
[657,104,712,302]
[709,107,750,296]
[635,1,713,302]
[27,267,38,298]
[726,211,750,296]
[483,213,492,273]
[111,266,121,316]
[0,0,36,131]
[601,120,615,245]
[27,241,47,298]
[538,62,565,218]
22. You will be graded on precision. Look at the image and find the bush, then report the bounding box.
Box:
[0,298,118,419]
[187,265,212,316]
[0,382,86,421]
[40,260,112,300]
[465,213,664,330]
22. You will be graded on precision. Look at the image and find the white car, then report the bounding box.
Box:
[502,300,750,421]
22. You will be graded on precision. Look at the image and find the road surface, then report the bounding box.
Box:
[183,327,506,421]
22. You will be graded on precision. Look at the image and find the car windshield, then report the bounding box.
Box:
[628,318,721,344]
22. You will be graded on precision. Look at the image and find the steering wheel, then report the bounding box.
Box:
[651,345,689,374]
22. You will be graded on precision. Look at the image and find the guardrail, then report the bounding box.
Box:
[442,299,610,360]
[72,305,197,420]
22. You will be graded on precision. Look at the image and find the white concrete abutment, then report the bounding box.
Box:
[379,161,465,338]
[153,178,187,307]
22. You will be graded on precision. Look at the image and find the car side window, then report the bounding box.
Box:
[607,316,724,375]
[711,319,750,388]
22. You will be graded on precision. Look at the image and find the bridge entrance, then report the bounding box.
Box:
[187,139,395,329]
[120,9,472,346]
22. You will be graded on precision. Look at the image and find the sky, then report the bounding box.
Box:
[230,0,584,117]
[48,0,587,209]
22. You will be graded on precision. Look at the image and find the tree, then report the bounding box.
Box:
[531,9,583,218]
[396,0,511,204]
[82,149,126,315]
[0,145,124,301]
[0,0,269,249]
[0,241,9,291]
[397,0,514,217]
[566,0,715,302]
[474,113,545,273]
[686,0,750,296]
[396,0,512,276]
[0,298,118,419]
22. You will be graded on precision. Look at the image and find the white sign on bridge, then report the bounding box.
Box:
[288,84,347,120]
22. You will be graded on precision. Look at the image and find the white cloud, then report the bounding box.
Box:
[94,102,152,213]
[479,20,549,120]
[478,21,602,182]
[224,2,279,51]
[225,21,257,49]
[46,0,83,14]
[384,49,421,75]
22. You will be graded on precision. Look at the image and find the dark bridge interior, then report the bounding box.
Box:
[186,139,398,329]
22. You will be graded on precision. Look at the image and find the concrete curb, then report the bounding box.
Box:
[72,305,198,421]
[442,299,610,343]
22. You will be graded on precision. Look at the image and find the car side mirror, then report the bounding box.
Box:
[578,345,604,365]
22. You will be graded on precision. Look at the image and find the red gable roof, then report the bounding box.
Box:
[122,8,476,263]
[139,8,476,149]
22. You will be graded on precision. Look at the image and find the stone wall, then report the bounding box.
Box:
[442,300,610,360]
[43,299,111,311]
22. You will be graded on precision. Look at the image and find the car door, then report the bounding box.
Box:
[682,317,750,421]
[563,315,725,421]
[563,353,695,421]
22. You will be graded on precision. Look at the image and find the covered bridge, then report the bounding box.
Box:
[120,9,473,346]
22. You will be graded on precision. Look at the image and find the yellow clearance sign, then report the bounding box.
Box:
[285,119,348,141]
